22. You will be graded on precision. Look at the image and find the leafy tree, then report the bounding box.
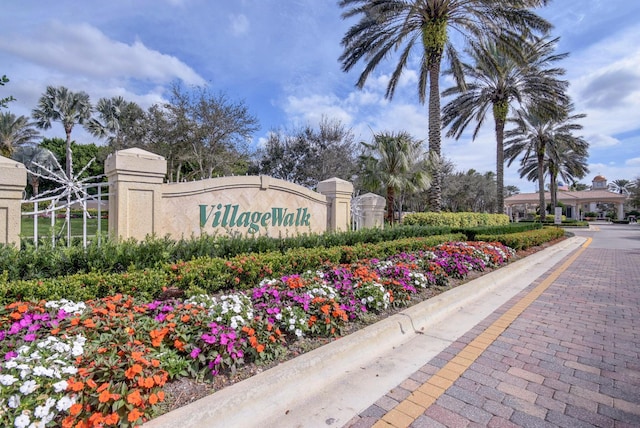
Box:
[504,103,586,214]
[162,84,259,181]
[32,86,93,178]
[40,138,109,181]
[1,75,16,109]
[442,169,497,212]
[254,116,359,188]
[569,182,589,191]
[441,35,568,213]
[0,112,40,157]
[504,185,520,198]
[359,131,431,223]
[338,0,551,212]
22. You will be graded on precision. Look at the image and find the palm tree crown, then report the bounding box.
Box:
[504,103,587,215]
[0,112,40,157]
[339,0,551,212]
[359,131,431,223]
[441,35,568,213]
[32,86,93,178]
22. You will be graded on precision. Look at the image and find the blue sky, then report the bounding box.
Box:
[1,0,639,192]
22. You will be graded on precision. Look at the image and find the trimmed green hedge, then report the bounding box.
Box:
[1,225,566,305]
[0,233,464,304]
[403,212,510,228]
[1,225,452,282]
[454,223,542,241]
[476,227,565,251]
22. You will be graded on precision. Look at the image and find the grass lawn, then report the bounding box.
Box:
[20,215,107,239]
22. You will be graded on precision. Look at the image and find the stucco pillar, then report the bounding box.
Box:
[353,193,385,229]
[0,156,27,248]
[618,203,624,220]
[317,177,353,232]
[105,148,167,241]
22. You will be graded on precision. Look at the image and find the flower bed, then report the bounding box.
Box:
[0,241,515,427]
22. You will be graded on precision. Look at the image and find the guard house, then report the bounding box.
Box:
[505,175,628,221]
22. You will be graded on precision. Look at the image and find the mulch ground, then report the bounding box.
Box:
[157,237,565,415]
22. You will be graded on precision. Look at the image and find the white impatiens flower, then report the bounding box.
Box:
[56,395,75,412]
[61,366,77,375]
[32,366,55,377]
[14,412,30,428]
[19,379,38,395]
[52,380,68,393]
[8,394,20,408]
[0,374,18,385]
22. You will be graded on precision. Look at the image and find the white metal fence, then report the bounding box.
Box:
[21,182,110,248]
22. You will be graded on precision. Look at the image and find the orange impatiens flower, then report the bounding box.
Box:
[128,408,144,423]
[67,378,84,392]
[126,389,143,406]
[124,364,143,379]
[138,377,155,389]
[69,403,83,416]
[86,378,98,389]
[103,413,120,426]
[99,389,112,403]
[174,339,185,351]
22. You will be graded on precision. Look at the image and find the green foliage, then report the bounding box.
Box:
[0,74,15,108]
[476,227,565,250]
[0,269,165,305]
[455,222,542,241]
[3,226,452,282]
[403,212,510,228]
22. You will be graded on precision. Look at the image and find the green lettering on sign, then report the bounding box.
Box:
[199,204,312,234]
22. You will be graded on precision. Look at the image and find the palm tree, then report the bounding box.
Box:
[12,145,57,197]
[518,137,589,209]
[359,131,431,224]
[441,35,568,213]
[338,0,551,212]
[87,96,146,151]
[32,86,93,178]
[608,179,634,195]
[0,112,40,157]
[504,103,586,215]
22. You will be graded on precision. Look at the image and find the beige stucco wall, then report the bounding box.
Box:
[106,148,352,241]
[0,155,27,248]
[161,175,329,238]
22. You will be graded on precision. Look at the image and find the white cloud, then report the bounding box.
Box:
[587,134,620,148]
[626,157,640,166]
[0,21,205,85]
[229,14,250,36]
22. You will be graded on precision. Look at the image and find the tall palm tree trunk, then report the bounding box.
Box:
[494,102,508,215]
[427,60,442,212]
[386,185,395,224]
[537,149,546,217]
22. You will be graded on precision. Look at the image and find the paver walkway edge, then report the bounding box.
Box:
[371,238,593,428]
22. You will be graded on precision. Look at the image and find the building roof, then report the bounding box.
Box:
[505,189,627,205]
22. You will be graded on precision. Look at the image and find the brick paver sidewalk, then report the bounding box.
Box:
[346,243,640,427]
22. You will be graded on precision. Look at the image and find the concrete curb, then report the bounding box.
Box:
[145,236,586,428]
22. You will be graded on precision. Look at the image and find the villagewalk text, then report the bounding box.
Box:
[199,204,312,234]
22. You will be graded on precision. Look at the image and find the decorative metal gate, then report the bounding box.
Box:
[20,154,110,248]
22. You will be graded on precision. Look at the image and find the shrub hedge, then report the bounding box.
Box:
[403,212,510,228]
[0,225,566,305]
[476,226,565,250]
[2,225,451,282]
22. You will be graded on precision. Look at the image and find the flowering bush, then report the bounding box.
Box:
[0,241,516,427]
